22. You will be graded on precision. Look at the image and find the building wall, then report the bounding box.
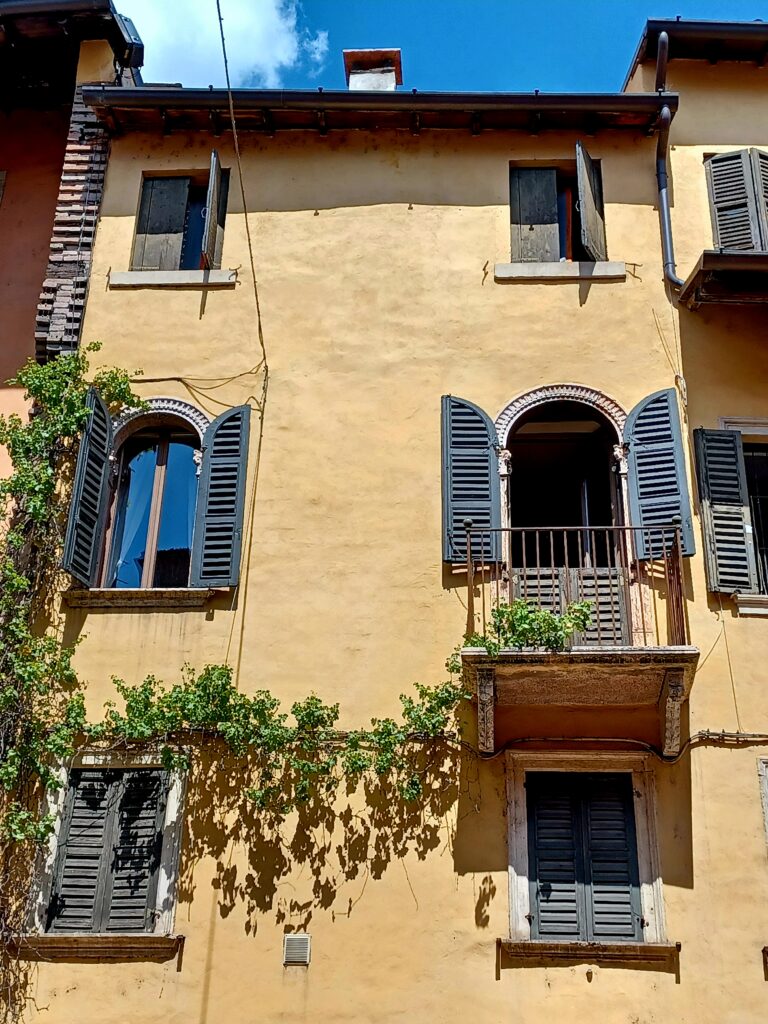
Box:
[26,79,768,1023]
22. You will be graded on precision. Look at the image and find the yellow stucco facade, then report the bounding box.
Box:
[13,21,768,1024]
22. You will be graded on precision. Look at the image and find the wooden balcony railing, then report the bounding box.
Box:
[463,522,688,648]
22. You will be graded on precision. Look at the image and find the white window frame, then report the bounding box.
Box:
[31,751,186,936]
[505,751,666,943]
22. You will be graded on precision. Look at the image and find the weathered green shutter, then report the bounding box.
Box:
[575,141,607,261]
[626,388,694,560]
[527,775,583,939]
[132,176,191,271]
[62,388,113,587]
[749,148,768,249]
[694,428,758,594]
[441,396,501,564]
[510,167,559,262]
[201,150,222,270]
[705,150,763,251]
[190,405,251,587]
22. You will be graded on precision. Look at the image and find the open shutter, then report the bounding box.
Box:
[47,769,113,933]
[527,774,583,939]
[62,388,113,587]
[200,150,222,270]
[694,428,758,594]
[441,396,501,564]
[190,405,251,587]
[510,167,559,262]
[749,148,768,249]
[705,150,762,251]
[105,770,167,932]
[132,176,190,271]
[626,388,694,560]
[583,774,642,941]
[576,141,607,261]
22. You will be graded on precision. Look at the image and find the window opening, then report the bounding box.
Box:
[743,441,768,592]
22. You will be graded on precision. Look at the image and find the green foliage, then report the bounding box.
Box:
[461,599,592,657]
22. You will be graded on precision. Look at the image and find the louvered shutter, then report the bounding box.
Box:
[441,396,501,564]
[582,774,642,941]
[694,429,758,594]
[47,769,113,932]
[749,149,768,250]
[626,388,694,560]
[62,388,113,587]
[705,151,763,251]
[510,167,560,262]
[575,141,607,262]
[132,176,191,271]
[190,405,251,587]
[105,770,167,932]
[200,150,222,270]
[571,568,629,646]
[527,775,583,939]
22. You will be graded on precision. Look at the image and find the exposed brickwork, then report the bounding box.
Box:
[35,86,109,361]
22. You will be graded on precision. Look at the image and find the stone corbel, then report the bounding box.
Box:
[661,668,686,757]
[477,666,497,754]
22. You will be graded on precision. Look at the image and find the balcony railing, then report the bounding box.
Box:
[463,523,688,648]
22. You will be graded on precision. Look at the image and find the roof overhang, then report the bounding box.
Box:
[679,250,768,309]
[624,18,768,90]
[81,85,678,135]
[0,1,143,67]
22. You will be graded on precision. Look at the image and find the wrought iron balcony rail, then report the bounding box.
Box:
[463,523,688,648]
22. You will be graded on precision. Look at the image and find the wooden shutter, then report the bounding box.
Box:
[749,148,768,250]
[694,428,758,594]
[47,769,167,934]
[575,141,607,262]
[132,176,191,271]
[200,150,222,270]
[527,775,583,939]
[510,167,559,262]
[441,396,501,564]
[62,388,113,587]
[626,388,694,560]
[190,405,251,587]
[213,170,231,271]
[705,150,762,251]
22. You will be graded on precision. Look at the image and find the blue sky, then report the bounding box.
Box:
[120,1,768,92]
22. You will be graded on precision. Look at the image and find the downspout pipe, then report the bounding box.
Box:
[654,31,684,291]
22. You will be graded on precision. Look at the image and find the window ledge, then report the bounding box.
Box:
[108,269,237,289]
[733,593,768,616]
[9,933,184,963]
[499,939,680,968]
[494,260,626,282]
[63,587,225,608]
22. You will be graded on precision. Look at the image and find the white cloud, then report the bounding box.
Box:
[119,0,328,88]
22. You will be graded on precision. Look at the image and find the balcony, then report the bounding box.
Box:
[679,250,768,310]
[459,524,699,756]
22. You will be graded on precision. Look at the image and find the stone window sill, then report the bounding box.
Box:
[494,261,626,282]
[63,587,225,609]
[733,593,768,616]
[9,933,184,963]
[499,939,680,969]
[108,269,237,289]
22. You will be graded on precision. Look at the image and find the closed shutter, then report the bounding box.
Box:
[694,428,758,594]
[132,176,191,271]
[571,568,629,646]
[575,141,607,262]
[510,167,559,262]
[749,148,768,250]
[62,388,113,587]
[527,776,582,939]
[626,388,694,560]
[47,769,167,934]
[441,396,501,564]
[190,405,251,587]
[705,151,763,251]
[201,150,222,270]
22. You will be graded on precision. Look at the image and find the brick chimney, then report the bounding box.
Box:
[343,49,403,91]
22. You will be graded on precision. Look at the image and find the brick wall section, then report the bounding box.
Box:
[35,85,109,361]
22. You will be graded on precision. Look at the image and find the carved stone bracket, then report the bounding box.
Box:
[494,384,627,447]
[661,668,686,757]
[477,666,497,754]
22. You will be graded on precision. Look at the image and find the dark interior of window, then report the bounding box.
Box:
[556,170,592,262]
[104,423,199,589]
[743,441,768,592]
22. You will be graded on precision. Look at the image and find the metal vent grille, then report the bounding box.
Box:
[283,933,311,966]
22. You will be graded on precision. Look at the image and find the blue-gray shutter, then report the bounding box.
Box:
[704,150,763,251]
[694,428,758,594]
[575,141,607,262]
[62,388,113,587]
[527,775,583,939]
[190,405,251,587]
[441,396,501,564]
[626,388,694,560]
[201,150,222,270]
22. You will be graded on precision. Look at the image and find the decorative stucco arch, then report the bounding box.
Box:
[112,397,211,447]
[494,383,627,446]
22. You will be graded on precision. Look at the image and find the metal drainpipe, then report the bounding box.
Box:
[653,31,684,291]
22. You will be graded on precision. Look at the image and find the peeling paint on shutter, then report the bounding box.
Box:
[626,388,694,560]
[190,405,251,587]
[694,428,758,594]
[575,141,607,261]
[132,176,191,271]
[705,150,763,251]
[441,396,501,564]
[510,167,559,262]
[62,388,113,587]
